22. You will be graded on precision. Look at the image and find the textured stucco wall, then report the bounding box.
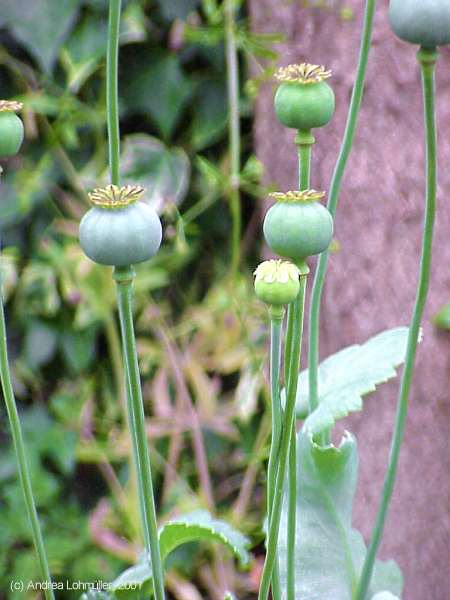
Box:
[249,1,450,597]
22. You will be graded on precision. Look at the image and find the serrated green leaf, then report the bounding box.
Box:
[111,511,250,598]
[293,327,409,436]
[1,0,80,72]
[160,510,250,568]
[119,135,190,213]
[278,430,403,600]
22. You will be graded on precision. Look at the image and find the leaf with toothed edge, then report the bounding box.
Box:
[111,511,250,598]
[284,327,409,436]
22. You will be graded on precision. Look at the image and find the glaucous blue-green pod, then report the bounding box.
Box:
[274,64,335,131]
[0,101,24,157]
[263,190,333,262]
[79,185,162,267]
[254,260,301,306]
[389,0,450,47]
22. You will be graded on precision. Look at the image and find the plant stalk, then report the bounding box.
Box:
[308,0,376,415]
[107,0,122,186]
[0,272,54,600]
[225,0,242,277]
[114,266,165,600]
[355,46,438,600]
[266,309,284,600]
[258,265,309,600]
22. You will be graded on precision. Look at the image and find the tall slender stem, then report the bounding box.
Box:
[266,311,284,600]
[114,266,166,600]
[308,0,376,414]
[225,0,242,277]
[0,274,54,600]
[355,47,438,600]
[258,266,309,600]
[282,132,314,600]
[107,0,121,186]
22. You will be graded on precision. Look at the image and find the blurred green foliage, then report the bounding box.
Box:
[0,0,281,597]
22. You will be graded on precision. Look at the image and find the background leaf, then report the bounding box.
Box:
[122,52,193,139]
[293,328,409,436]
[278,430,403,600]
[119,134,190,213]
[1,0,80,71]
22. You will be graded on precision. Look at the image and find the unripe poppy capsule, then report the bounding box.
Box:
[263,190,333,262]
[274,64,335,131]
[0,101,24,157]
[79,184,162,267]
[389,0,450,47]
[254,260,301,307]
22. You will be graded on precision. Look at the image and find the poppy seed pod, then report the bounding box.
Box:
[263,190,334,262]
[389,0,450,47]
[274,64,335,131]
[254,260,301,307]
[0,101,24,157]
[79,185,162,267]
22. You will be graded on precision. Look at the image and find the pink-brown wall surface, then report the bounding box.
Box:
[249,1,450,597]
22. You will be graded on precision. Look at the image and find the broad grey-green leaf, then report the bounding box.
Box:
[119,135,190,213]
[295,327,409,436]
[112,511,250,598]
[1,0,80,72]
[278,430,403,600]
[371,593,400,600]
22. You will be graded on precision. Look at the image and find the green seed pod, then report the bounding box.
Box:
[263,190,333,262]
[0,101,24,157]
[79,185,162,267]
[389,0,450,47]
[254,260,301,307]
[274,64,335,131]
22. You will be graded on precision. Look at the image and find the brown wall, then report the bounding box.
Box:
[249,1,450,598]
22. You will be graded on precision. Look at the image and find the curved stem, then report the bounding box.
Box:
[258,266,309,600]
[225,0,241,277]
[107,0,122,186]
[114,266,165,600]
[308,0,376,415]
[266,313,284,600]
[355,47,438,600]
[0,274,54,599]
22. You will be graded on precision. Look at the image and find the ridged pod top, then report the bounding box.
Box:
[88,184,145,209]
[275,63,332,84]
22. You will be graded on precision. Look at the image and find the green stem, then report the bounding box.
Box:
[114,266,165,600]
[308,0,376,415]
[258,266,309,600]
[284,129,314,600]
[225,0,241,277]
[355,47,438,600]
[266,310,284,600]
[0,273,54,599]
[107,0,121,186]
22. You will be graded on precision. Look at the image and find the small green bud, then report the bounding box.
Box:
[274,64,335,131]
[254,260,301,307]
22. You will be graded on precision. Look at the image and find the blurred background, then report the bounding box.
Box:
[0,0,449,598]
